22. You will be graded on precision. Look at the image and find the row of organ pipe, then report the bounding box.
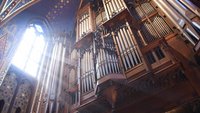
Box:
[141,16,173,43]
[128,1,173,44]
[96,37,121,79]
[79,13,90,39]
[130,2,155,20]
[112,22,142,71]
[80,45,95,94]
[103,0,126,18]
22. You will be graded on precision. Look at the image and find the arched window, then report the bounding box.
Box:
[0,100,5,113]
[12,23,47,77]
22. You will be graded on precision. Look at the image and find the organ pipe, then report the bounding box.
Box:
[43,42,58,112]
[56,39,66,113]
[167,0,200,33]
[30,42,49,113]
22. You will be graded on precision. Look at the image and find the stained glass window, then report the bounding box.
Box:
[12,24,46,77]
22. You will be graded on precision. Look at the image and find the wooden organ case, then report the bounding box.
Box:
[68,0,200,113]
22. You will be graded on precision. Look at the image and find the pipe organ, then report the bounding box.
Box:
[68,1,200,113]
[112,22,142,71]
[103,0,126,19]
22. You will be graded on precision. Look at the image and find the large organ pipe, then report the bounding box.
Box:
[167,0,200,31]
[56,41,66,113]
[44,42,58,112]
[30,43,49,113]
[153,0,199,45]
[179,0,200,17]
[51,42,62,113]
[51,42,62,98]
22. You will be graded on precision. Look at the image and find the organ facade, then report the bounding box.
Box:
[0,0,200,113]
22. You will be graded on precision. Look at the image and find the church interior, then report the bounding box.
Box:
[0,0,200,113]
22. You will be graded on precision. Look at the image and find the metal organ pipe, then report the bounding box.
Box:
[178,0,200,17]
[44,42,58,113]
[153,0,199,45]
[32,43,49,113]
[56,41,66,113]
[167,0,200,32]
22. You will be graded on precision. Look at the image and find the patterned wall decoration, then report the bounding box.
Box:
[0,0,40,26]
[0,72,18,113]
[11,79,32,113]
[0,22,19,86]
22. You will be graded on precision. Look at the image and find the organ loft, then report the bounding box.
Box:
[0,0,200,113]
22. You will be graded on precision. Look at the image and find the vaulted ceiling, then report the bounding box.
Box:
[0,0,81,34]
[26,0,80,33]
